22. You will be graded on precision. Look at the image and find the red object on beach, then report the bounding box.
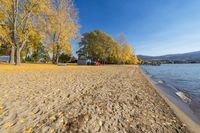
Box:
[96,61,101,66]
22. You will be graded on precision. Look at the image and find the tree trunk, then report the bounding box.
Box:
[52,47,56,64]
[10,46,15,64]
[55,44,60,64]
[56,54,59,65]
[16,48,21,65]
[13,0,19,65]
[24,47,29,63]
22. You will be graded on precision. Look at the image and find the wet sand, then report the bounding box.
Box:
[0,64,189,132]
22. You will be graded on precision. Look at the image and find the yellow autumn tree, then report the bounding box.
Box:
[0,0,49,65]
[0,0,14,63]
[44,0,79,64]
[116,33,139,64]
[131,55,139,64]
[121,43,133,64]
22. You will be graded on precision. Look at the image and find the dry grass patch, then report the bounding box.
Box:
[0,63,95,71]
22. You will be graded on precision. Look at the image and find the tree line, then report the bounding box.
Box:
[0,1,139,65]
[0,0,79,65]
[77,30,139,64]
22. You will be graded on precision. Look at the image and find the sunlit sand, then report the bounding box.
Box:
[0,64,188,132]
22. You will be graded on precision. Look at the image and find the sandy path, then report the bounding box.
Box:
[0,65,189,133]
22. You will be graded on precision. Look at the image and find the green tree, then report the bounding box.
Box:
[77,30,120,64]
[0,43,10,56]
[59,53,77,63]
[25,43,50,63]
[77,30,139,64]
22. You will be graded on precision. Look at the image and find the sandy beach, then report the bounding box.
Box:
[0,64,189,133]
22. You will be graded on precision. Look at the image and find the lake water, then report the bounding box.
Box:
[141,64,200,122]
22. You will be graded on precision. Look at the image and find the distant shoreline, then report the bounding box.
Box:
[141,61,200,65]
[140,67,200,133]
[138,51,200,64]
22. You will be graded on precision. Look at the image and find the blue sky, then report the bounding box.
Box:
[73,0,200,56]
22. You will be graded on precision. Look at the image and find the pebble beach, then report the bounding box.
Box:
[0,64,189,133]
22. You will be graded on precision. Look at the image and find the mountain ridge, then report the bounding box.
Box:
[138,51,200,61]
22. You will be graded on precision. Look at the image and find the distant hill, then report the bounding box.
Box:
[138,51,200,61]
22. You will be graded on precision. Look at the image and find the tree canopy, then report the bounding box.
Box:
[0,0,79,65]
[77,30,139,64]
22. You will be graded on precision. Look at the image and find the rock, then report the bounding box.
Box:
[7,111,17,121]
[99,120,103,126]
[33,107,40,114]
[42,126,50,133]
